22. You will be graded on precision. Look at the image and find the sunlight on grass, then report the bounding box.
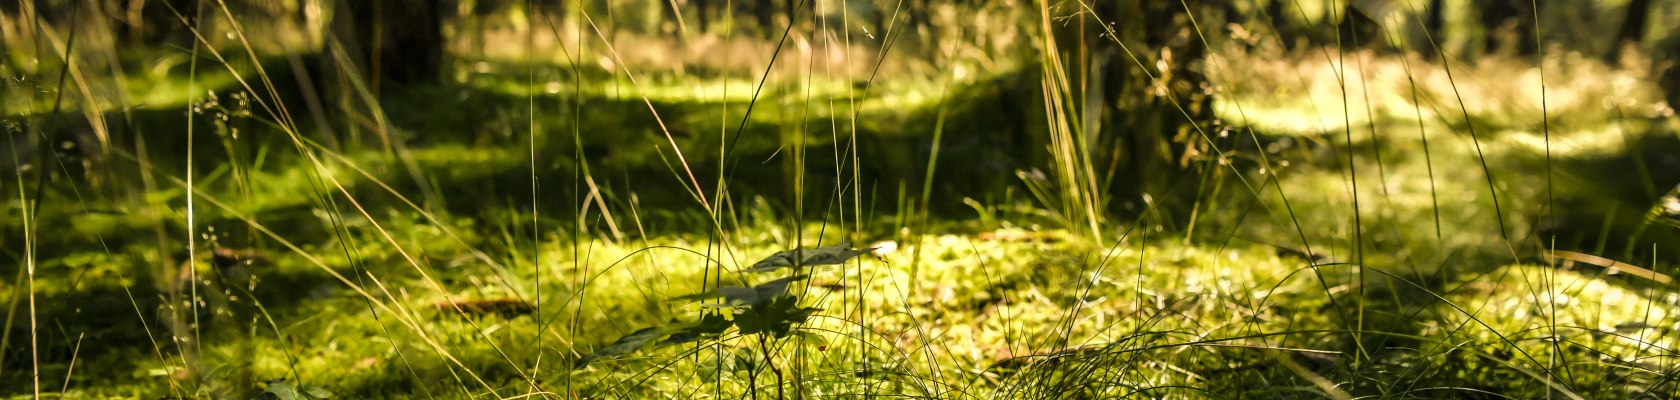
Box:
[6,0,1680,398]
[1213,50,1668,151]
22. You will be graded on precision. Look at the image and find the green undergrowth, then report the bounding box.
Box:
[1206,50,1680,269]
[5,22,1680,398]
[15,216,1676,397]
[1214,51,1671,142]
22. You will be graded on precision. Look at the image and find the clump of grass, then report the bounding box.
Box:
[5,0,1680,398]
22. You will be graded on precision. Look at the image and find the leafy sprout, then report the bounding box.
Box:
[575,243,871,367]
[740,243,878,273]
[672,274,808,307]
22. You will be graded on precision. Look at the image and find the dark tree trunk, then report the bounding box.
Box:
[754,0,772,36]
[94,0,200,47]
[1221,1,1241,25]
[536,0,566,25]
[1520,0,1541,55]
[1424,0,1445,51]
[906,0,928,37]
[1663,63,1680,114]
[663,0,684,36]
[1609,0,1651,63]
[1265,0,1295,50]
[320,0,448,150]
[1081,1,1216,221]
[695,0,710,32]
[340,0,447,93]
[1477,0,1538,56]
[1337,5,1381,50]
[785,0,796,28]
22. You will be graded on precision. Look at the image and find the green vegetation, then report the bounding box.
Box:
[3,0,1680,398]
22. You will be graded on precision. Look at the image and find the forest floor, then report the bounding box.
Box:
[2,40,1679,398]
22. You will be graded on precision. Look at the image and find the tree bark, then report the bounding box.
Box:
[1082,1,1215,220]
[1265,0,1295,50]
[695,0,710,32]
[1609,0,1651,63]
[754,0,773,36]
[338,0,447,93]
[1337,5,1380,50]
[1423,0,1444,55]
[1477,0,1538,56]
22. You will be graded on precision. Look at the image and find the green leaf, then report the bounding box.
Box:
[792,330,829,347]
[575,326,666,368]
[742,243,874,273]
[1652,184,1680,228]
[672,275,807,307]
[663,313,734,345]
[735,296,819,337]
[252,380,299,400]
[302,386,333,399]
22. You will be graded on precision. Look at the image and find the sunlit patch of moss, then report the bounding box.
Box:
[124,72,240,112]
[213,158,350,215]
[12,7,1678,396]
[1496,125,1630,159]
[1204,132,1545,270]
[466,69,770,104]
[540,222,1362,397]
[2,53,245,117]
[467,66,953,123]
[48,206,1680,397]
[1213,50,1667,143]
[1421,264,1680,395]
[65,210,155,240]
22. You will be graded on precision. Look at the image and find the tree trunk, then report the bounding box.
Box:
[338,0,447,93]
[1663,62,1680,115]
[785,0,796,28]
[1266,0,1295,50]
[1424,0,1444,55]
[906,0,928,38]
[1609,0,1651,63]
[1477,0,1538,56]
[1082,1,1215,221]
[1337,5,1380,50]
[754,0,773,36]
[695,0,710,32]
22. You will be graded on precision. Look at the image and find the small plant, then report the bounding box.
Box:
[1650,184,1680,228]
[573,243,875,368]
[246,380,332,400]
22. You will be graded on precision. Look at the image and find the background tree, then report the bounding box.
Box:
[1477,0,1538,56]
[331,0,447,94]
[1609,0,1651,63]
[1084,1,1219,221]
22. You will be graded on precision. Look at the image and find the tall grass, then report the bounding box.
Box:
[2,0,1678,398]
[1032,0,1105,247]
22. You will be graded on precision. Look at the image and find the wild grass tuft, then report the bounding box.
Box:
[2,0,1679,398]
